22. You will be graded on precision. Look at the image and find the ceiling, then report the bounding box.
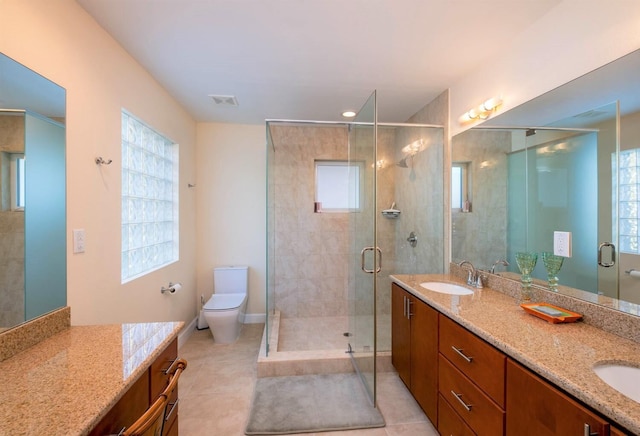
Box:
[76,0,562,124]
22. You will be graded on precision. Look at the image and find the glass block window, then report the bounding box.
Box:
[618,149,639,254]
[121,111,179,282]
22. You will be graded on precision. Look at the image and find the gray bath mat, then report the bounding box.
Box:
[245,373,385,435]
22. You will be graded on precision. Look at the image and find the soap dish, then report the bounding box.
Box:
[520,302,582,324]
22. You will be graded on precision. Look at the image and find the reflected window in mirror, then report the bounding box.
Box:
[452,162,470,212]
[10,154,25,211]
[619,148,640,254]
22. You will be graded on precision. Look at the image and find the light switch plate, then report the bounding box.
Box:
[553,231,572,257]
[73,229,85,253]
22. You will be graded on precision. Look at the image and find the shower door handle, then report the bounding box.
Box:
[598,242,616,268]
[360,247,382,274]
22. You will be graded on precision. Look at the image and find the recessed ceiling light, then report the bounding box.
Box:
[342,111,356,118]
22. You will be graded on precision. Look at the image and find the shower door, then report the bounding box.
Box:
[347,91,378,404]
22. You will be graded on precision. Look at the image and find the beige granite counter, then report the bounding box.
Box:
[391,273,640,434]
[0,321,183,436]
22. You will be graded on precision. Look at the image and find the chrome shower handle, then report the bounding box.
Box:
[360,247,382,274]
[598,242,616,267]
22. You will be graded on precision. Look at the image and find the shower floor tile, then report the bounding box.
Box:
[277,316,349,351]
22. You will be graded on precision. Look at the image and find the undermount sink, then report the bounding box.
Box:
[419,281,474,296]
[593,362,640,403]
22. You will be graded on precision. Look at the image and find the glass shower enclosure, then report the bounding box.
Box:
[264,91,445,407]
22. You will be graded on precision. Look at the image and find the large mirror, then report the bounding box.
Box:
[452,48,640,313]
[0,53,66,332]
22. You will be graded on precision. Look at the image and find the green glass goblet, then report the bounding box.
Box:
[515,252,538,303]
[542,251,564,292]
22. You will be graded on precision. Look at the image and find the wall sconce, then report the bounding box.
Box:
[459,97,503,124]
[372,159,386,169]
[402,139,425,155]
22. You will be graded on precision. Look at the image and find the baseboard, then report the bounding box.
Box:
[244,313,266,324]
[178,316,198,349]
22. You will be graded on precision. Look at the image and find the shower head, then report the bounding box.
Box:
[396,155,413,168]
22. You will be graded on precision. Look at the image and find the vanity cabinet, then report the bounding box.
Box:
[151,338,179,436]
[438,315,505,435]
[90,338,180,436]
[391,283,439,424]
[506,358,610,436]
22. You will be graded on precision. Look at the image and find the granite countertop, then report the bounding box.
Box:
[0,321,183,436]
[391,273,640,434]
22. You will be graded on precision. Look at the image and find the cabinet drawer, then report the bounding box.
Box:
[439,354,505,436]
[438,393,475,436]
[506,358,609,436]
[439,314,505,407]
[150,338,178,399]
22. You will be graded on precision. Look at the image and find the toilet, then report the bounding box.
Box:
[202,266,249,343]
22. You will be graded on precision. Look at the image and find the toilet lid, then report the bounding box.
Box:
[203,293,245,311]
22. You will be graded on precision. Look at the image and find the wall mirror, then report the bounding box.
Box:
[0,53,66,332]
[452,48,640,314]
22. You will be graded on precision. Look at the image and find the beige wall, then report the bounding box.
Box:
[0,0,198,326]
[450,0,640,135]
[196,123,266,319]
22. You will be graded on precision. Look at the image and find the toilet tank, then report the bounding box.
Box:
[214,266,248,294]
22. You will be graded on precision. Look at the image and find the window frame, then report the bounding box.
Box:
[121,110,179,283]
[314,159,363,213]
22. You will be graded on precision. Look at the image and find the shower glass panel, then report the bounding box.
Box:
[348,91,377,404]
[265,123,275,355]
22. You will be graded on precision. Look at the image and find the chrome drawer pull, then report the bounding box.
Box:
[584,423,599,436]
[450,390,473,411]
[451,346,473,363]
[165,398,180,422]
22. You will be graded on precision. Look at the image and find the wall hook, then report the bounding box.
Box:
[188,183,196,188]
[95,157,113,165]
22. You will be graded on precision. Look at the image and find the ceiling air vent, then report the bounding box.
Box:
[209,94,239,106]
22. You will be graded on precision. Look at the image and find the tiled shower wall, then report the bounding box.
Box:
[0,115,25,329]
[451,129,510,269]
[269,125,353,319]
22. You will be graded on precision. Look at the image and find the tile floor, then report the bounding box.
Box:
[178,324,438,435]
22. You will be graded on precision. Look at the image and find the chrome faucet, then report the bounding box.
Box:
[458,260,483,288]
[490,259,510,274]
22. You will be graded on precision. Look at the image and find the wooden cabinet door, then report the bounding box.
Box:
[391,283,411,387]
[438,393,475,436]
[89,373,150,436]
[506,358,609,436]
[410,297,438,424]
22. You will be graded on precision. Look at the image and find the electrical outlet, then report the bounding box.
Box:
[73,229,85,253]
[553,231,572,257]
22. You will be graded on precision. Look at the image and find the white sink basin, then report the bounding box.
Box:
[593,362,640,403]
[419,281,474,296]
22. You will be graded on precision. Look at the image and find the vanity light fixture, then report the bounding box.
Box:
[342,110,356,118]
[459,97,503,124]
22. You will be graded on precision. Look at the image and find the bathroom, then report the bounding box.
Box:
[2,0,640,435]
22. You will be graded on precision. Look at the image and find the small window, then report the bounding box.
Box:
[452,162,470,211]
[121,111,179,283]
[315,160,362,212]
[10,154,25,211]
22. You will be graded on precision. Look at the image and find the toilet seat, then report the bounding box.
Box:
[203,293,245,311]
